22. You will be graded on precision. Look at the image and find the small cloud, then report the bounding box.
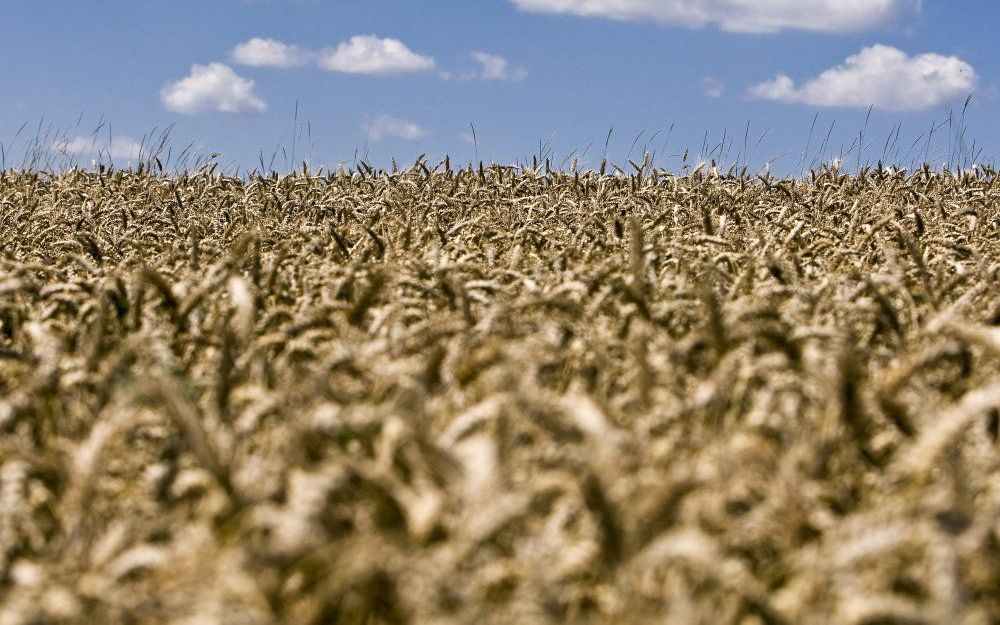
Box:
[363,115,428,142]
[318,35,435,75]
[56,135,143,161]
[471,52,527,82]
[232,37,310,68]
[461,131,477,145]
[701,76,725,98]
[749,44,977,112]
[161,63,267,115]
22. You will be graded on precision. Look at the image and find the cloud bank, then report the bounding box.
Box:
[508,0,913,34]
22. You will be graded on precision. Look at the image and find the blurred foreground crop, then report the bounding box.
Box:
[1,162,999,624]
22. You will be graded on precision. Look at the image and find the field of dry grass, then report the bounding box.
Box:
[1,162,999,624]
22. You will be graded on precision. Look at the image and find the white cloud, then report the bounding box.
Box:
[232,38,309,68]
[749,45,977,112]
[318,35,434,75]
[701,76,725,98]
[363,115,428,142]
[227,37,520,83]
[471,52,528,82]
[162,63,267,115]
[57,135,143,161]
[508,0,913,34]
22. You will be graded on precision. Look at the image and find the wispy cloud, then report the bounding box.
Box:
[701,76,725,99]
[471,52,528,82]
[508,0,914,34]
[161,63,267,115]
[56,135,143,161]
[749,44,976,112]
[363,115,428,141]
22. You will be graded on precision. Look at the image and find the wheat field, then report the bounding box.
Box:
[1,162,999,624]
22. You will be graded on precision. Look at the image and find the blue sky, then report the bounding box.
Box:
[1,0,996,173]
